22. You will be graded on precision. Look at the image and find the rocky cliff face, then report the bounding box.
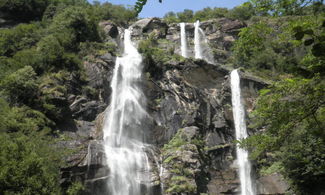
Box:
[59,18,288,195]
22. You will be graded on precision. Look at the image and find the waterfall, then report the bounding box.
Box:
[194,20,203,59]
[180,22,188,58]
[103,29,150,195]
[230,70,255,195]
[194,20,214,63]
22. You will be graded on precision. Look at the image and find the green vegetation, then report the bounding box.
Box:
[0,97,61,194]
[162,128,206,194]
[138,32,185,65]
[0,132,62,194]
[165,176,196,193]
[0,1,136,194]
[66,181,85,195]
[161,0,324,23]
[163,3,256,23]
[230,1,325,194]
[0,0,324,194]
[232,16,324,77]
[249,0,324,16]
[243,76,325,193]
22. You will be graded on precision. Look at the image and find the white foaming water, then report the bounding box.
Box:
[180,22,188,58]
[194,20,203,59]
[103,29,150,195]
[230,70,255,195]
[194,20,214,63]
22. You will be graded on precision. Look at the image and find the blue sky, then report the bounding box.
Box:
[88,0,248,18]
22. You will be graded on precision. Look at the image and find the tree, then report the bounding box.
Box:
[92,2,137,26]
[177,9,194,22]
[163,12,179,23]
[0,0,51,21]
[194,7,229,21]
[49,6,100,45]
[0,97,61,194]
[0,132,62,194]
[244,77,325,193]
[227,2,255,20]
[0,23,41,57]
[0,66,38,105]
[249,0,324,15]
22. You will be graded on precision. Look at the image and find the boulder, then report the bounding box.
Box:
[131,17,168,38]
[99,21,119,38]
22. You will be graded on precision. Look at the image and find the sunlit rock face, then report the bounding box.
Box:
[60,17,287,195]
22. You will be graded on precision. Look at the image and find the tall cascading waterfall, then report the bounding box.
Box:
[230,69,255,195]
[180,22,188,58]
[194,20,203,59]
[194,20,214,63]
[102,29,151,195]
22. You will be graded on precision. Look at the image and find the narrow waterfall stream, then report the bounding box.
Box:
[103,29,150,195]
[230,70,255,195]
[180,22,188,58]
[194,20,214,63]
[194,20,203,59]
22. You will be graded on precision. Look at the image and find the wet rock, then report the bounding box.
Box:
[83,140,108,179]
[60,136,108,194]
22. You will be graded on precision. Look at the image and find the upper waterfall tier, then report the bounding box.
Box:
[180,22,188,58]
[194,20,203,59]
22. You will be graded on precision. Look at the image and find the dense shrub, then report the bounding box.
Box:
[0,23,41,57]
[227,2,255,20]
[0,1,136,194]
[91,2,137,26]
[0,0,51,21]
[0,0,89,21]
[163,4,255,23]
[0,132,62,194]
[237,13,325,194]
[0,66,38,105]
[50,6,100,45]
[244,77,325,193]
